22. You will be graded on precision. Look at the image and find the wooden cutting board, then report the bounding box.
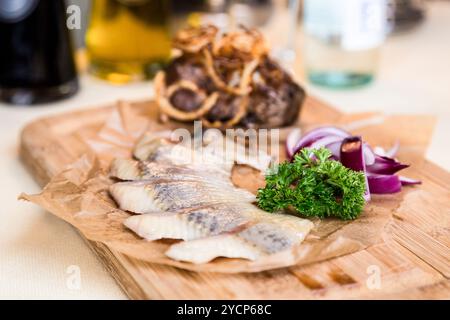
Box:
[20,97,450,299]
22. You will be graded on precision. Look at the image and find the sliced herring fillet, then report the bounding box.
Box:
[133,133,272,172]
[124,204,249,241]
[110,158,230,183]
[166,234,263,263]
[133,134,233,172]
[110,132,313,265]
[109,180,255,213]
[123,202,312,245]
[204,136,273,172]
[244,210,315,235]
[166,219,313,264]
[133,131,172,161]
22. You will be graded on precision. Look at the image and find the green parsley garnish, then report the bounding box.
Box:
[257,147,366,220]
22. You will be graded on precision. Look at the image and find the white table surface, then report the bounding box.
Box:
[1,2,449,299]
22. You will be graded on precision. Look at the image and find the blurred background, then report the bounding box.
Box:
[1,0,449,165]
[0,0,439,95]
[66,0,431,87]
[1,1,448,157]
[0,0,448,152]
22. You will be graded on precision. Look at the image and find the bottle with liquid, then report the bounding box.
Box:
[86,0,171,84]
[303,0,387,88]
[0,0,79,105]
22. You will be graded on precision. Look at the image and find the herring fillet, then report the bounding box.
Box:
[124,204,249,241]
[166,235,263,263]
[133,132,273,172]
[109,135,314,264]
[110,158,230,184]
[109,180,255,213]
[123,202,313,246]
[115,201,313,265]
[165,216,313,264]
[133,133,234,173]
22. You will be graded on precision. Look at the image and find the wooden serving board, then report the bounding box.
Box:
[20,97,450,299]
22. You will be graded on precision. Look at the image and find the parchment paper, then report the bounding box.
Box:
[20,100,434,273]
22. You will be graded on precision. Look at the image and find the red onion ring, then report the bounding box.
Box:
[289,126,350,157]
[340,136,371,201]
[367,174,402,194]
[286,128,302,158]
[286,126,421,197]
[399,176,422,186]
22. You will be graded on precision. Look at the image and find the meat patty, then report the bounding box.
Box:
[165,55,216,93]
[159,47,305,128]
[169,88,204,112]
[205,93,242,122]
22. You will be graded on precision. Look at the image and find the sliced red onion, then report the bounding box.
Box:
[385,141,400,158]
[373,146,387,157]
[310,135,344,150]
[399,176,422,185]
[367,155,409,175]
[326,141,342,159]
[285,126,420,195]
[340,136,371,201]
[286,128,302,158]
[363,143,376,165]
[374,141,400,158]
[367,174,402,194]
[291,126,350,157]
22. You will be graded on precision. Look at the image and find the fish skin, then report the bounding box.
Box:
[110,181,162,213]
[165,218,313,264]
[110,158,230,183]
[133,134,234,173]
[110,158,142,181]
[124,204,250,241]
[133,132,173,162]
[123,201,313,244]
[238,222,300,254]
[204,136,274,172]
[109,180,255,213]
[133,134,272,172]
[165,235,263,264]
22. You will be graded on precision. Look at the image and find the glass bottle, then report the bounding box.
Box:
[86,0,171,84]
[303,0,387,88]
[0,0,78,105]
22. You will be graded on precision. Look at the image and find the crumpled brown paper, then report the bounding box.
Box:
[20,100,431,273]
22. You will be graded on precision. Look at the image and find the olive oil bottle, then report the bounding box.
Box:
[86,0,171,83]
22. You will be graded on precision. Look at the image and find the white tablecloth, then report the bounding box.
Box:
[1,2,449,299]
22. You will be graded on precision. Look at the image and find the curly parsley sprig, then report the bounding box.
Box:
[257,148,366,220]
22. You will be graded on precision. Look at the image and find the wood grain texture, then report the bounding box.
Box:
[19,97,450,299]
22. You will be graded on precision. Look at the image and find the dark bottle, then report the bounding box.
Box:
[0,0,78,105]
